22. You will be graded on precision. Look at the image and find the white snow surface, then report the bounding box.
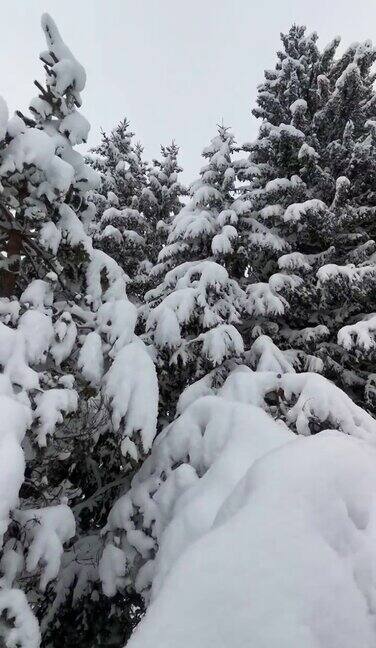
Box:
[0,390,32,544]
[104,339,158,456]
[102,392,292,600]
[0,588,40,648]
[34,388,78,447]
[338,314,376,351]
[14,504,76,592]
[41,13,86,97]
[77,331,104,386]
[128,431,376,648]
[0,129,74,201]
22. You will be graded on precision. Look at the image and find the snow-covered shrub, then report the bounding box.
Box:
[127,432,376,648]
[101,393,292,601]
[100,331,376,605]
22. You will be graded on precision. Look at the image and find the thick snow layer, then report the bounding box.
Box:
[278,372,376,439]
[34,388,78,446]
[128,432,376,648]
[0,129,74,200]
[247,217,288,252]
[0,393,31,544]
[146,260,244,355]
[168,206,215,242]
[149,399,291,598]
[0,311,53,390]
[102,395,292,599]
[196,324,244,365]
[77,331,104,386]
[40,221,62,255]
[18,310,54,364]
[0,588,40,648]
[317,263,376,284]
[247,335,295,374]
[211,224,237,255]
[29,96,52,120]
[14,503,75,592]
[86,249,128,306]
[104,339,158,456]
[0,540,24,589]
[20,279,54,312]
[246,282,288,316]
[218,355,376,441]
[96,299,137,354]
[41,14,86,97]
[0,299,20,325]
[59,111,90,145]
[99,544,127,597]
[50,312,77,367]
[58,203,91,251]
[338,314,376,351]
[284,199,327,223]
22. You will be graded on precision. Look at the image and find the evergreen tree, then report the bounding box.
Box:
[100,335,376,608]
[89,120,149,295]
[143,126,246,420]
[141,142,186,265]
[0,15,158,647]
[238,25,376,413]
[98,32,376,625]
[90,119,147,211]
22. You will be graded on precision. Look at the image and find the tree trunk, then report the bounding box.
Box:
[0,229,23,297]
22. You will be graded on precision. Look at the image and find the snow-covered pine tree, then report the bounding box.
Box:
[92,25,376,647]
[100,340,376,607]
[89,120,149,297]
[238,25,376,414]
[105,380,376,648]
[140,142,186,269]
[142,126,246,420]
[90,119,148,212]
[0,14,158,648]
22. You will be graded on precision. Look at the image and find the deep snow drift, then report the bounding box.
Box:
[127,432,376,648]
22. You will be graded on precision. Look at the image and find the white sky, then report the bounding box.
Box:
[1,0,376,181]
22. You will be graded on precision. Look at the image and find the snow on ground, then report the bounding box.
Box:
[127,431,376,648]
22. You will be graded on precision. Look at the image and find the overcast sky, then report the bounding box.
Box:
[1,0,376,181]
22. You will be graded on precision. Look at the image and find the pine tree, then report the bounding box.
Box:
[90,119,147,211]
[143,126,246,420]
[141,142,186,265]
[94,25,376,648]
[238,26,376,413]
[100,334,376,607]
[89,120,149,296]
[0,15,158,647]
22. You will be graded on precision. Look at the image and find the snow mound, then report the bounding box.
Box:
[102,395,292,599]
[128,432,376,648]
